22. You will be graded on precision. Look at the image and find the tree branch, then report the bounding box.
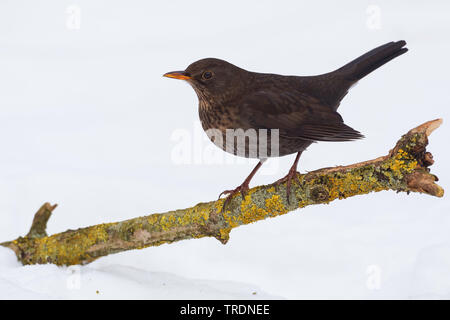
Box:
[0,119,444,266]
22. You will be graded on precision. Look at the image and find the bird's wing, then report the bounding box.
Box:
[239,90,363,142]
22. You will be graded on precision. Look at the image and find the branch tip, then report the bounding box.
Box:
[26,202,58,239]
[410,118,443,137]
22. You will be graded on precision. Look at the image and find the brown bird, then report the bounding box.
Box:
[164,40,408,204]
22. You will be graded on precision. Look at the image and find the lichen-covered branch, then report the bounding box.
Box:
[1,119,444,266]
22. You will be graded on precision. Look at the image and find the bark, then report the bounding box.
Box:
[0,119,444,266]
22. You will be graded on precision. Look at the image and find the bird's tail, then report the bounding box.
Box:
[337,40,408,82]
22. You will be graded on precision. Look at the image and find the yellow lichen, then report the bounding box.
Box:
[31,223,110,265]
[264,195,287,216]
[147,214,159,226]
[267,186,276,193]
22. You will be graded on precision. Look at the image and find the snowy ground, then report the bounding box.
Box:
[1,1,450,299]
[0,247,280,299]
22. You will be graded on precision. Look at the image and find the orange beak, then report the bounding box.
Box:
[163,71,191,80]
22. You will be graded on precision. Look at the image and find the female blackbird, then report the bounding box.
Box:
[164,40,408,203]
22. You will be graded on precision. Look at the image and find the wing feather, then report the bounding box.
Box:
[239,90,363,142]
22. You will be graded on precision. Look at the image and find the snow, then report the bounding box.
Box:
[0,247,279,299]
[1,1,450,299]
[410,244,450,299]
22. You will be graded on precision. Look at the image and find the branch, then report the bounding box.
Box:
[1,119,444,266]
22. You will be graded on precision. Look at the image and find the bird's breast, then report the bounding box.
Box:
[197,101,311,158]
[198,102,241,132]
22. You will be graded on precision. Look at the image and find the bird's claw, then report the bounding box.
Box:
[274,169,301,204]
[218,183,250,209]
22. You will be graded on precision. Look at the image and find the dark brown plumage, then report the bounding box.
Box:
[164,40,408,203]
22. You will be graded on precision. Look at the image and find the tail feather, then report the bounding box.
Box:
[297,123,364,142]
[338,40,408,81]
[303,41,407,111]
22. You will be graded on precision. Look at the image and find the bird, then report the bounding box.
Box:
[164,40,408,205]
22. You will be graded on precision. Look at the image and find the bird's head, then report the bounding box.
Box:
[164,58,248,105]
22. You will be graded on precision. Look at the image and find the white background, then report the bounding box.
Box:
[0,0,449,299]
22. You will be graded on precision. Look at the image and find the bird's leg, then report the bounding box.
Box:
[275,151,303,204]
[219,160,264,206]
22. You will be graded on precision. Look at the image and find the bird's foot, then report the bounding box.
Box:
[274,168,302,204]
[218,182,250,209]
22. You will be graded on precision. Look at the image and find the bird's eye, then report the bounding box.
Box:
[202,71,213,80]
